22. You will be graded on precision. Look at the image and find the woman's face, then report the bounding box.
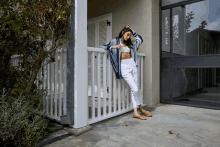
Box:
[123,31,132,41]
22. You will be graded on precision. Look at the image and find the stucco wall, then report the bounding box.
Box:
[88,0,160,106]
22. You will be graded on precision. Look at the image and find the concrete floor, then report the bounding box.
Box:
[45,104,220,147]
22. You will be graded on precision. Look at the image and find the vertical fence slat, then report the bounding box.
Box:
[63,49,67,115]
[40,65,42,90]
[43,60,46,114]
[47,60,50,115]
[91,52,95,119]
[42,60,44,113]
[127,82,129,110]
[103,52,107,117]
[138,56,140,89]
[50,62,54,117]
[39,69,41,89]
[114,74,116,113]
[141,56,143,103]
[122,79,125,111]
[42,61,44,91]
[130,84,132,109]
[58,49,62,118]
[137,56,141,103]
[118,79,121,112]
[43,60,47,113]
[60,50,64,115]
[39,64,43,113]
[54,51,58,118]
[97,52,101,118]
[41,64,44,90]
[108,54,112,115]
[37,69,39,89]
[33,70,36,84]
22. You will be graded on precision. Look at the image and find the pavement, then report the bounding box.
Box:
[43,103,220,147]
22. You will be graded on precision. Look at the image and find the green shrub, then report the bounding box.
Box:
[0,88,49,147]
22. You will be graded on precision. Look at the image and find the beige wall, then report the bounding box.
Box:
[88,0,160,106]
[151,0,160,106]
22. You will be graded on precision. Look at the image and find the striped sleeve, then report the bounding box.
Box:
[132,32,143,50]
[100,39,114,52]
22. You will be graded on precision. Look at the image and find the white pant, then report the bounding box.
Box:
[121,58,142,108]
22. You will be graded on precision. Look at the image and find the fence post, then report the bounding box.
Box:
[73,0,88,128]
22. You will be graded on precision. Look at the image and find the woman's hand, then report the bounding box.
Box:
[126,26,134,33]
[112,44,123,50]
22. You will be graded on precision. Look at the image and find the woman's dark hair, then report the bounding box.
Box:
[118,26,133,49]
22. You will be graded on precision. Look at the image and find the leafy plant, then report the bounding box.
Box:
[0,0,74,146]
[0,88,48,147]
[0,0,74,95]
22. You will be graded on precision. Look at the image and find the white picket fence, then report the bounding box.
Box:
[10,48,67,122]
[10,47,145,125]
[87,47,145,124]
[35,48,67,121]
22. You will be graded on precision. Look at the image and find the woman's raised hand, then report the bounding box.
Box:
[126,26,134,33]
[113,44,123,50]
[126,26,131,29]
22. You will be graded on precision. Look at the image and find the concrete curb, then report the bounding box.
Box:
[64,125,93,137]
[46,123,64,133]
[37,130,71,147]
[37,125,93,146]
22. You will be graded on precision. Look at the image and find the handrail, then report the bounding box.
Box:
[87,47,145,56]
[11,54,23,59]
[10,48,67,59]
[87,47,107,53]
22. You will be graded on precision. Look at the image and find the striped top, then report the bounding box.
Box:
[100,31,143,79]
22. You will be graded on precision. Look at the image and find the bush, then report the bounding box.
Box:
[0,88,49,147]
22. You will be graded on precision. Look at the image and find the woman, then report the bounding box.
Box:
[100,26,152,120]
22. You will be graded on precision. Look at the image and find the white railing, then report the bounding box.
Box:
[10,54,24,70]
[10,47,145,125]
[10,49,67,122]
[87,47,145,124]
[35,48,67,122]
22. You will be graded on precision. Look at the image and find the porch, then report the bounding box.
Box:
[10,0,160,129]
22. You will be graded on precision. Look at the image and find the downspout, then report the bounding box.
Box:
[61,4,75,125]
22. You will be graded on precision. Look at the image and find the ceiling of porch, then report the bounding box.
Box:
[88,0,126,19]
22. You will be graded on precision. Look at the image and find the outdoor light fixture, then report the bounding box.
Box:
[107,20,111,26]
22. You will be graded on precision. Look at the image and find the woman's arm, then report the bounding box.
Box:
[132,31,143,49]
[127,26,143,50]
[100,40,122,51]
[100,39,114,51]
[132,40,140,51]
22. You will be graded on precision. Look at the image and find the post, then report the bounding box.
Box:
[73,0,88,128]
[61,0,89,129]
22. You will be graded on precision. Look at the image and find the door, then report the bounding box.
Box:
[87,13,112,98]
